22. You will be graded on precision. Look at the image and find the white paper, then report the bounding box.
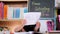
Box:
[24,12,41,25]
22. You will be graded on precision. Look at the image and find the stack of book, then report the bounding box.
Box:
[0,2,28,20]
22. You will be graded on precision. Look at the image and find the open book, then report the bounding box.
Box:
[24,12,41,25]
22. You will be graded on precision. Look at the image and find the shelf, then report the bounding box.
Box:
[0,0,28,1]
[0,19,25,21]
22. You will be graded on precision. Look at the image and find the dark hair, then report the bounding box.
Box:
[47,21,52,24]
[47,21,52,26]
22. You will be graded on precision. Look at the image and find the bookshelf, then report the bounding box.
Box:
[0,0,28,32]
[0,0,28,20]
[0,0,28,1]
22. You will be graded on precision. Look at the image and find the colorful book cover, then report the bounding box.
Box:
[24,7,28,13]
[13,8,20,19]
[4,5,8,19]
[0,2,4,19]
[7,7,13,19]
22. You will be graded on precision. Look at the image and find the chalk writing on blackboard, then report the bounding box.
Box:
[29,0,55,18]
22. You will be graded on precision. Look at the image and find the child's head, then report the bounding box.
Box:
[47,21,52,25]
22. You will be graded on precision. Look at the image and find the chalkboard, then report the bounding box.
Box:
[29,0,55,18]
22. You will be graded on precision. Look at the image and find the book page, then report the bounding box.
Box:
[24,12,41,25]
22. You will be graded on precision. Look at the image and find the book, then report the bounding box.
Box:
[4,5,8,19]
[24,7,28,13]
[7,6,14,19]
[7,7,27,20]
[13,8,20,19]
[20,8,24,19]
[0,2,4,19]
[24,12,41,25]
